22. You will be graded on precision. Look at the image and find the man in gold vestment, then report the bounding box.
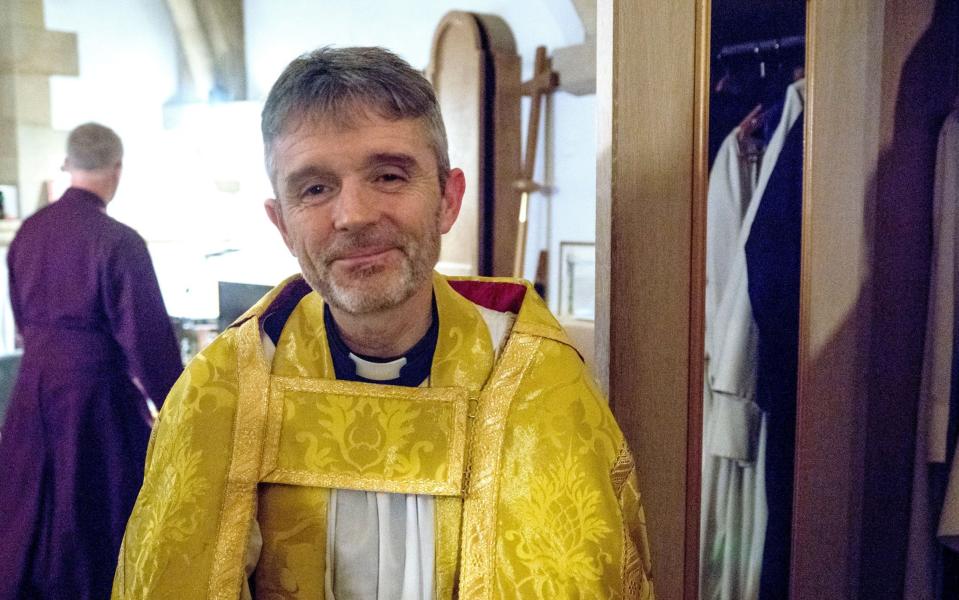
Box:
[114,46,654,599]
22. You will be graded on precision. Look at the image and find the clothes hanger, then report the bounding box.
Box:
[737,104,764,141]
[736,103,766,161]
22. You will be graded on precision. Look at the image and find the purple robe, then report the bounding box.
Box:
[0,187,183,599]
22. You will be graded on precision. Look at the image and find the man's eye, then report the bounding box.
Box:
[304,184,329,196]
[376,172,407,185]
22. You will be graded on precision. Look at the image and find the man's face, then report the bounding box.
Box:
[265,111,463,315]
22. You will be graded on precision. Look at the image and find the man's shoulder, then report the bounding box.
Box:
[96,212,146,246]
[445,276,612,410]
[226,274,309,330]
[442,275,529,314]
[440,273,582,361]
[11,200,64,242]
[18,199,145,252]
[157,327,245,426]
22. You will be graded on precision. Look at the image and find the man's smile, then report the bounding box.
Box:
[330,246,401,270]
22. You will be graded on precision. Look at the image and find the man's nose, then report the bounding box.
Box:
[332,180,378,230]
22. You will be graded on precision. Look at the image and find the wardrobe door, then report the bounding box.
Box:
[601,2,959,599]
[596,1,702,598]
[700,3,807,600]
[788,3,881,598]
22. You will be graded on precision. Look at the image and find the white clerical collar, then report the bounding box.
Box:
[348,353,408,381]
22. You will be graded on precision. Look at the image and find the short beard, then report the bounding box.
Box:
[301,216,441,315]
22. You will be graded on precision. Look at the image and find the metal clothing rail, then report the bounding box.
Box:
[717,35,805,60]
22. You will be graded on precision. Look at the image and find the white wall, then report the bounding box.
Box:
[245,0,585,99]
[45,0,181,237]
[532,91,596,313]
[244,0,597,312]
[44,0,296,319]
[40,0,597,315]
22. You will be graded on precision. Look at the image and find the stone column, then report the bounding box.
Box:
[0,0,78,219]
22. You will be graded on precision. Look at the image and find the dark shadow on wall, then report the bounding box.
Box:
[859,1,959,598]
[797,291,873,599]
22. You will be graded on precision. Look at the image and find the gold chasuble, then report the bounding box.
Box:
[113,273,654,599]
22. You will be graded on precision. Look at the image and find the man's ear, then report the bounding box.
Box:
[264,198,296,255]
[439,168,465,234]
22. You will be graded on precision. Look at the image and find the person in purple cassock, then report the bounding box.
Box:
[0,122,183,599]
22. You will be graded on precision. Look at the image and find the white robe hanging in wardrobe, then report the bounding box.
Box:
[702,79,805,600]
[701,125,763,600]
[710,79,805,413]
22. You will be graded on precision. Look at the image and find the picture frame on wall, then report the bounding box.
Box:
[558,241,595,321]
[0,185,19,220]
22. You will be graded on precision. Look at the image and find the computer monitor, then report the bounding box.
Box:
[217,281,272,331]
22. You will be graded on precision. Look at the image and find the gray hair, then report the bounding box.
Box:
[66,122,123,170]
[261,46,450,193]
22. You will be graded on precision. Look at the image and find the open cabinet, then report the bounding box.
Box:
[596,1,959,598]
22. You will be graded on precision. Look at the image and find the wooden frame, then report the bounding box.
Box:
[689,1,711,597]
[792,2,884,597]
[428,12,521,278]
[596,1,703,597]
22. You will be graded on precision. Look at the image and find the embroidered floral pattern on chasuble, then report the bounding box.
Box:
[113,274,654,599]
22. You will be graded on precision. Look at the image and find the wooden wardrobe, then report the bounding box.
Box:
[595,1,959,598]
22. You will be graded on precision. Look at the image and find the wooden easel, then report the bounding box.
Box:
[513,46,558,280]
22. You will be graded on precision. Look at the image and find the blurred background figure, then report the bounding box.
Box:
[0,122,182,599]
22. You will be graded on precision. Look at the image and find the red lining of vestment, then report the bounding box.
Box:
[446,280,527,314]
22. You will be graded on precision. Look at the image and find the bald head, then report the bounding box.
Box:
[63,122,124,202]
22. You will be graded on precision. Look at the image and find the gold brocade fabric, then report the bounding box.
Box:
[263,378,468,495]
[113,273,655,599]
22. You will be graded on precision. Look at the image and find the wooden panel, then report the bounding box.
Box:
[688,1,710,597]
[596,1,698,597]
[429,12,521,278]
[475,14,522,278]
[429,12,485,276]
[792,2,885,597]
